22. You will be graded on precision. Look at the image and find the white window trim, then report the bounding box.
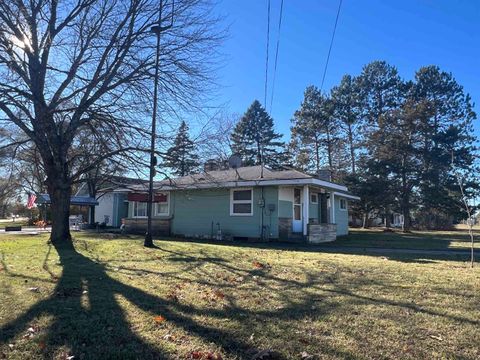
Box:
[230,188,253,216]
[154,193,170,216]
[339,198,347,211]
[132,201,147,218]
[310,193,318,204]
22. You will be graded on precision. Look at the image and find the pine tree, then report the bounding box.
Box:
[356,61,403,125]
[231,100,286,168]
[164,121,200,177]
[331,75,362,174]
[290,86,339,174]
[412,66,477,228]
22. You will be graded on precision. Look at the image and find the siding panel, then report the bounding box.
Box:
[171,187,279,239]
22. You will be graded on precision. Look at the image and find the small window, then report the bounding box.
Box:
[154,193,169,216]
[133,202,147,217]
[311,193,318,204]
[230,188,253,216]
[340,199,347,210]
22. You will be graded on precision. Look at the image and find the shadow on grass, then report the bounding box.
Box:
[0,242,263,359]
[145,235,476,265]
[1,237,477,359]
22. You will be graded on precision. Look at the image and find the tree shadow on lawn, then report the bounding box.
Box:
[0,241,362,359]
[0,242,265,359]
[1,239,478,359]
[150,236,476,265]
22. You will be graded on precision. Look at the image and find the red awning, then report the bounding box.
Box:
[127,193,168,202]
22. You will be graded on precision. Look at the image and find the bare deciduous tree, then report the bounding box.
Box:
[0,0,223,245]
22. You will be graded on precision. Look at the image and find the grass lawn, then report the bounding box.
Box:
[0,232,479,359]
[333,228,479,251]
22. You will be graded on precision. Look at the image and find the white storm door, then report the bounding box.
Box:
[292,188,302,233]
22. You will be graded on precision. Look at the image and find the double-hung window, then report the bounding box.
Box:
[230,188,253,216]
[155,193,169,216]
[133,202,147,217]
[339,198,347,210]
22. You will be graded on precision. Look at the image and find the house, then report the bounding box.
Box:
[100,166,358,243]
[75,176,148,227]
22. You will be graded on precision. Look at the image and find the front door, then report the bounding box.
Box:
[292,188,302,233]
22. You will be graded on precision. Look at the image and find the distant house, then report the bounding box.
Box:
[91,166,359,243]
[75,176,147,227]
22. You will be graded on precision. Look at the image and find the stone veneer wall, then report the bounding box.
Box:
[124,218,171,235]
[307,224,337,243]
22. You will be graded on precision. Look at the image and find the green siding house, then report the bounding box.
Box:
[114,166,359,243]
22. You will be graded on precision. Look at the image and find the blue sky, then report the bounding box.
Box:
[213,0,479,139]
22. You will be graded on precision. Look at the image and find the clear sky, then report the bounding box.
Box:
[213,0,479,139]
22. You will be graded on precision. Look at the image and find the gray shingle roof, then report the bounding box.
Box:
[157,165,312,187]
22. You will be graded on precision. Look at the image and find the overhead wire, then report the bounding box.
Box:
[320,0,343,93]
[269,0,284,114]
[264,0,271,107]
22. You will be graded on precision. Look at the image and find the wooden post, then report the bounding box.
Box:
[303,185,309,236]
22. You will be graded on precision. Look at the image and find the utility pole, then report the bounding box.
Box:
[144,0,174,247]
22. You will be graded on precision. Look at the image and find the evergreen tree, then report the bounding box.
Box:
[231,100,286,168]
[331,75,362,174]
[356,61,404,226]
[291,86,339,175]
[356,60,403,125]
[164,121,200,177]
[412,66,477,228]
[366,99,433,231]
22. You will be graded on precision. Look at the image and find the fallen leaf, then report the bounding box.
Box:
[190,351,203,359]
[153,315,166,324]
[429,334,443,341]
[38,341,46,350]
[252,261,264,269]
[213,290,225,299]
[28,287,39,292]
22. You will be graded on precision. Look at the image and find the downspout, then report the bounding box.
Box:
[260,187,265,240]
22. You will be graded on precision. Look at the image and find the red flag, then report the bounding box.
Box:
[27,193,37,209]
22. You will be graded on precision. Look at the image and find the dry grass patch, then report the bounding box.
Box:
[0,233,479,359]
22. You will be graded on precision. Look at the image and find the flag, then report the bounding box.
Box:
[27,193,37,209]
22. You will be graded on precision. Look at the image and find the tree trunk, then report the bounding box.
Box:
[362,211,368,228]
[89,205,96,225]
[348,124,356,174]
[45,165,73,246]
[49,185,72,245]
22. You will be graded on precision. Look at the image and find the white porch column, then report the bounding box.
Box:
[330,192,336,224]
[303,185,309,235]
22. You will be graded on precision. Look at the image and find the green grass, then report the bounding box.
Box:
[1,232,479,359]
[333,228,479,251]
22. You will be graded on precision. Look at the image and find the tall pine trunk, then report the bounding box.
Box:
[347,124,356,174]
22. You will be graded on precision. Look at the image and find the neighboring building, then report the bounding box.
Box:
[349,212,404,228]
[75,176,147,227]
[100,166,358,243]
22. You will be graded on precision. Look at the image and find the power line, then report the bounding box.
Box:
[320,0,343,93]
[269,0,284,114]
[264,0,271,106]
